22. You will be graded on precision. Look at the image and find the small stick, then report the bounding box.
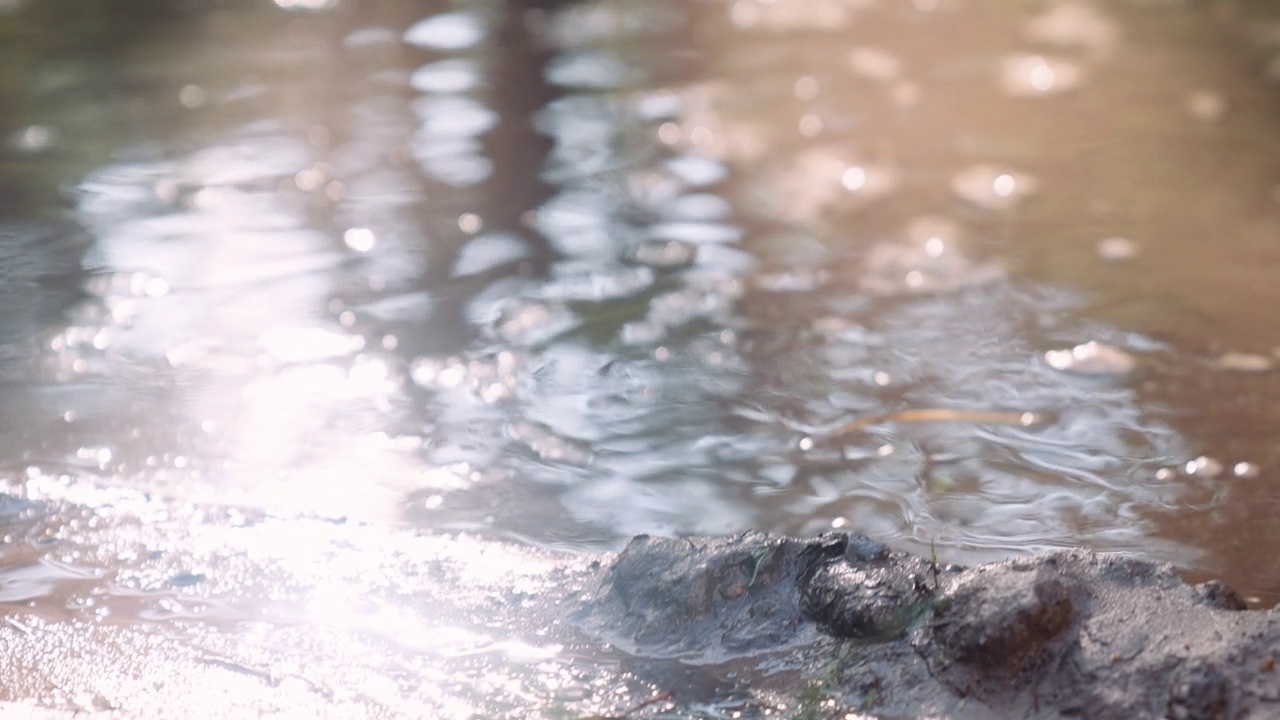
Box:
[830,408,1050,437]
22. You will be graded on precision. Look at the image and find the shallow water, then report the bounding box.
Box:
[3,0,1280,715]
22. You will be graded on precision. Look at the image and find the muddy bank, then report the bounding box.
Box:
[582,532,1280,718]
[2,521,1276,718]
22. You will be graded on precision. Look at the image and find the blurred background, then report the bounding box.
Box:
[3,0,1280,714]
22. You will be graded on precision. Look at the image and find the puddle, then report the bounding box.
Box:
[3,0,1280,715]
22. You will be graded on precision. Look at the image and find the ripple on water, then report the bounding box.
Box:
[452,233,532,278]
[659,192,734,221]
[773,282,1195,563]
[859,215,1006,296]
[508,420,594,468]
[403,11,486,51]
[490,300,581,347]
[664,154,730,187]
[747,149,900,226]
[546,49,646,89]
[534,190,620,257]
[1044,341,1137,376]
[541,264,655,302]
[258,327,362,364]
[1000,54,1087,97]
[645,287,734,329]
[410,59,482,94]
[951,164,1038,210]
[543,2,685,48]
[726,0,858,32]
[411,95,498,140]
[563,473,754,537]
[409,136,491,186]
[754,267,831,293]
[630,238,697,268]
[645,221,743,245]
[1025,1,1120,58]
[848,46,904,83]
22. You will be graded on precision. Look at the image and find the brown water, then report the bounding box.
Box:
[3,0,1280,716]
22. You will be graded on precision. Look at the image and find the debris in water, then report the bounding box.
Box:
[1211,352,1274,373]
[828,408,1054,437]
[1044,341,1136,376]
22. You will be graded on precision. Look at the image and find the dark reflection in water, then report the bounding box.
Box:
[3,0,1280,713]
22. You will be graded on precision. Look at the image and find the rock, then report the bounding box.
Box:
[577,532,823,661]
[571,533,1280,718]
[929,560,1076,685]
[798,533,935,640]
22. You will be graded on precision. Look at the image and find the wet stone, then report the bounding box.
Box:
[1193,580,1248,611]
[929,561,1076,683]
[579,533,819,661]
[798,533,936,641]
[1167,664,1231,720]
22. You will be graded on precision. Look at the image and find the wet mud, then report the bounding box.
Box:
[4,525,1276,719]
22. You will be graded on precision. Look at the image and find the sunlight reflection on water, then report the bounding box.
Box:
[3,0,1280,713]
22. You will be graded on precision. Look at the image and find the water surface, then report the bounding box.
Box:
[3,0,1280,716]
